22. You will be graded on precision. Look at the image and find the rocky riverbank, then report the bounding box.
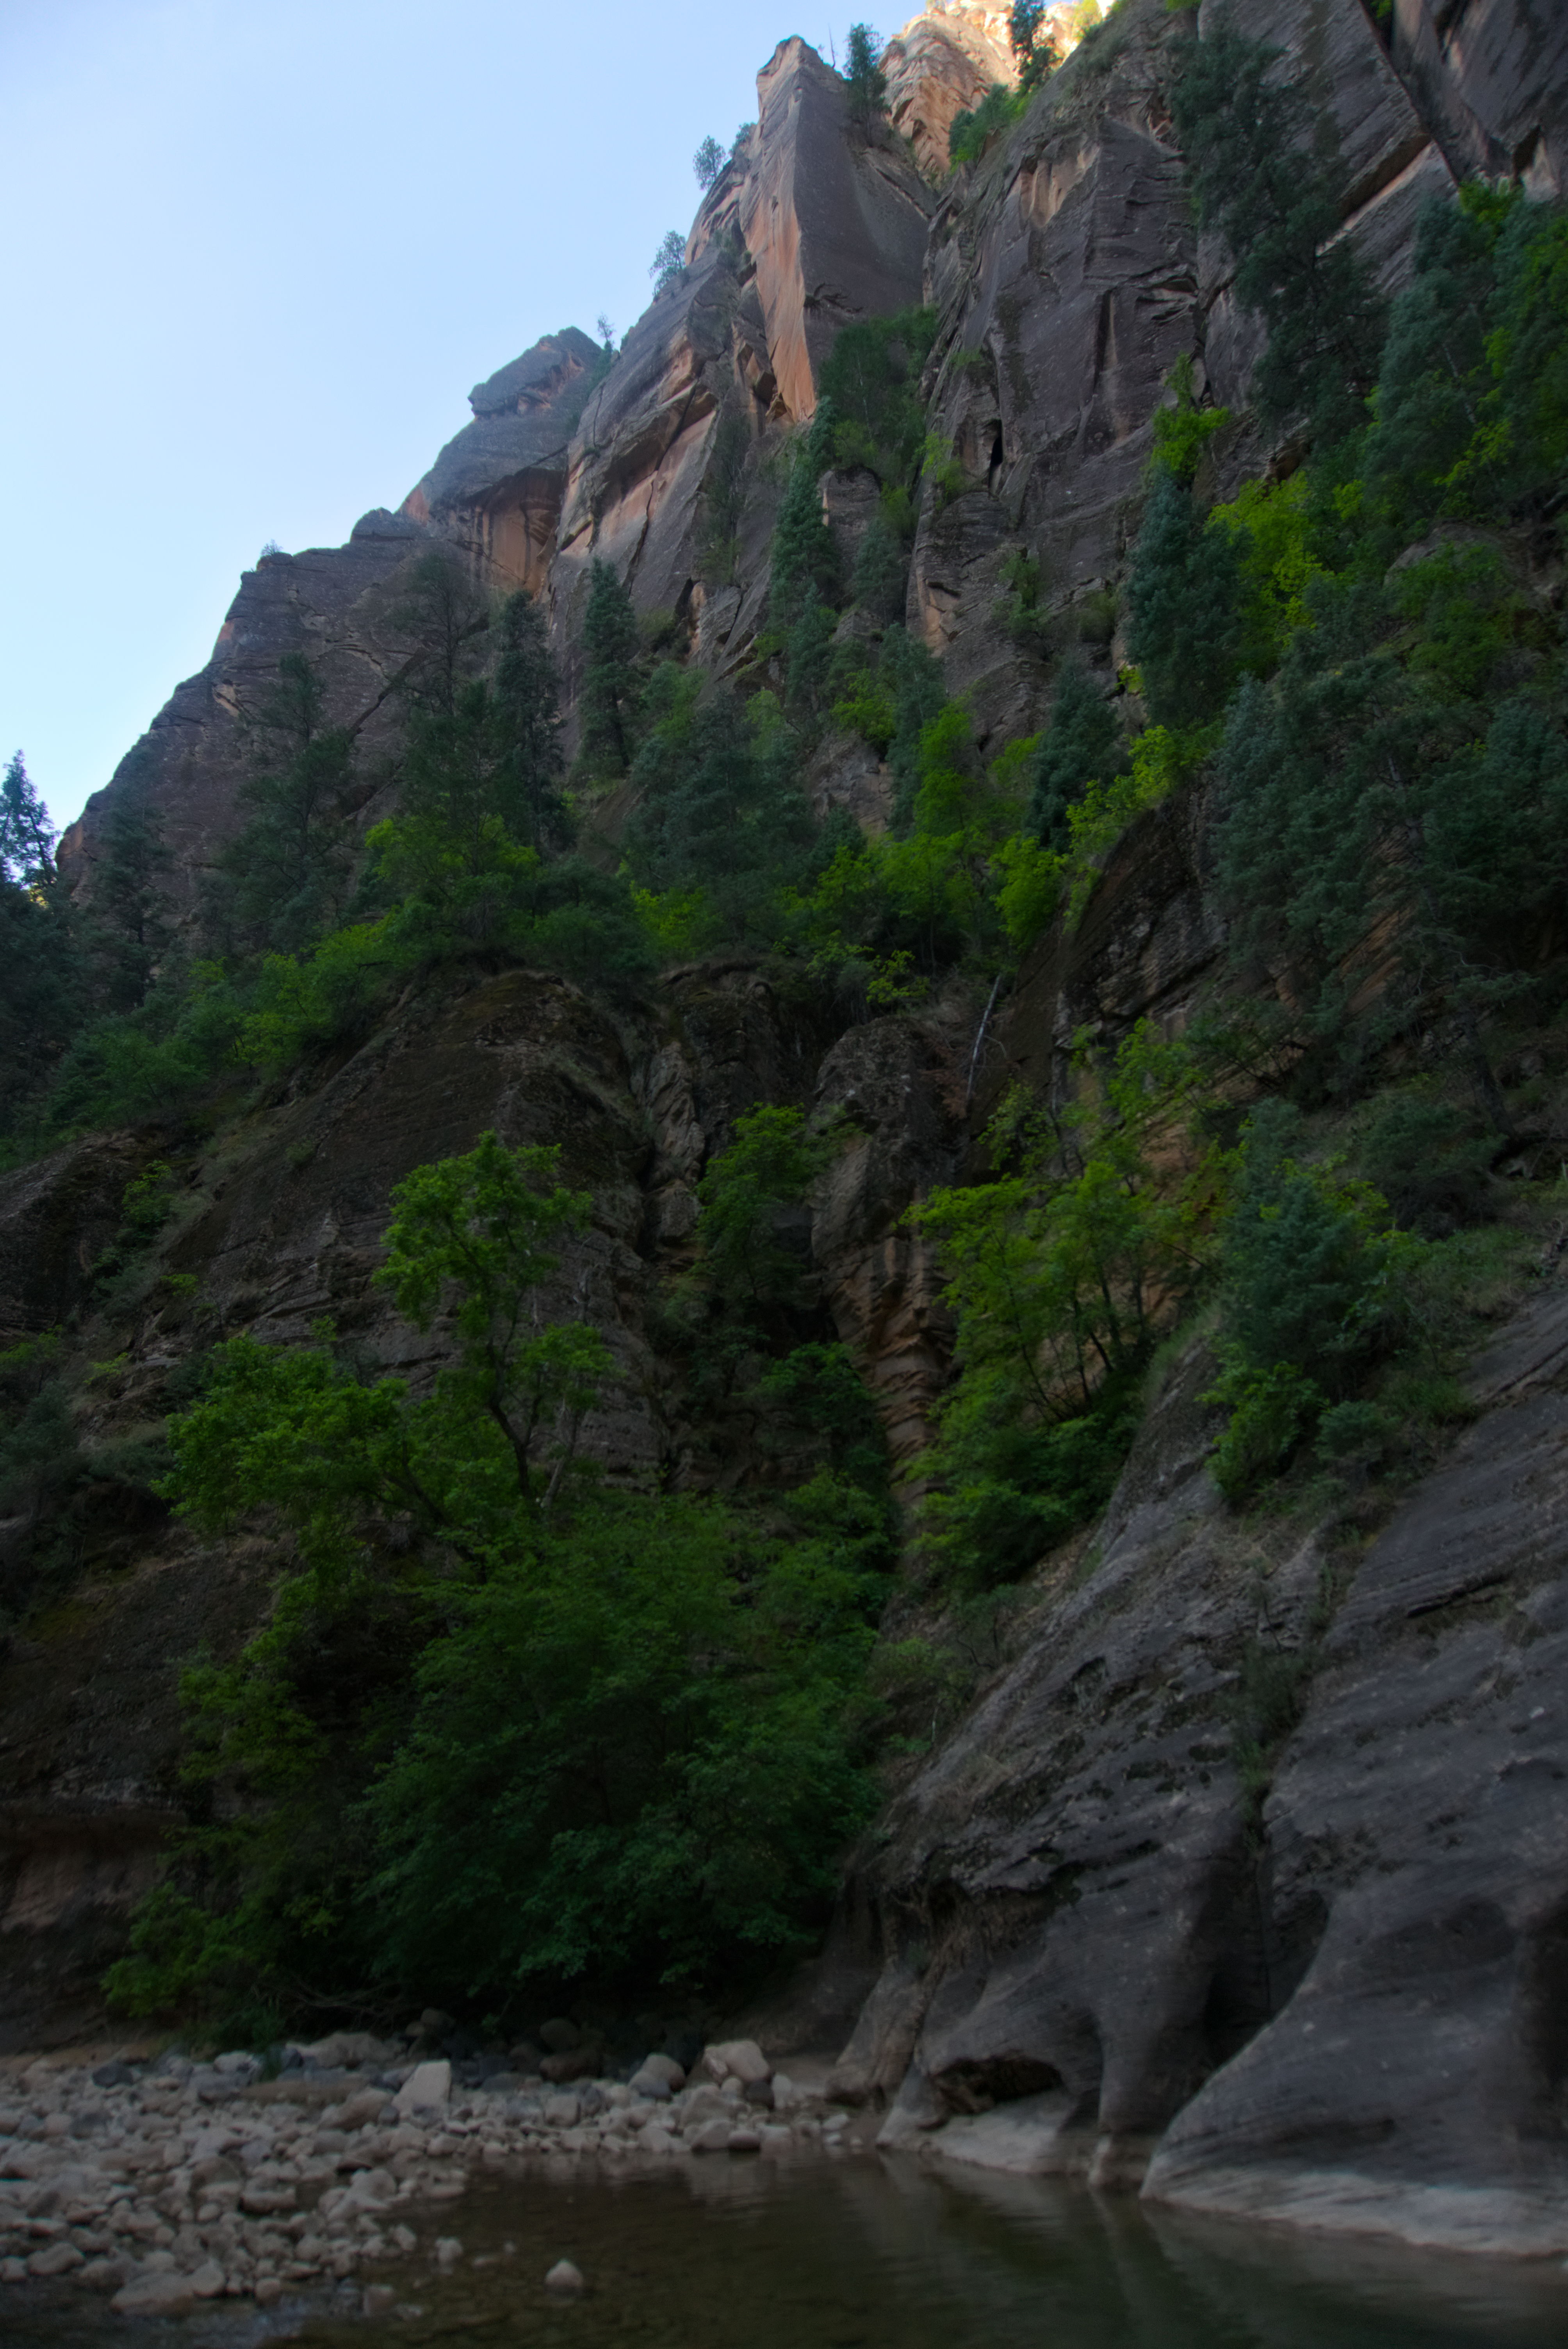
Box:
[0,2036,863,2318]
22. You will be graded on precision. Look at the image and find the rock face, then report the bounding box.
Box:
[1392,0,1568,197]
[1142,1290,1568,2255]
[59,516,430,913]
[884,3,1016,179]
[834,1283,1568,2254]
[738,41,933,426]
[404,327,604,592]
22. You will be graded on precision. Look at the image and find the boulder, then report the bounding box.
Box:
[393,2060,451,2116]
[113,2269,200,2316]
[701,2038,771,2086]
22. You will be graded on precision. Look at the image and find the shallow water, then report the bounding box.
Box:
[8,2156,1568,2348]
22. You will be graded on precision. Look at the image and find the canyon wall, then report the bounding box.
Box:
[12,0,1568,2262]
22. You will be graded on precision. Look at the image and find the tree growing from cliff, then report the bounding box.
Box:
[692,135,725,189]
[0,752,55,886]
[492,588,567,850]
[1170,8,1384,440]
[1028,661,1126,849]
[395,551,491,718]
[578,558,642,775]
[209,652,357,954]
[1008,0,1058,91]
[649,231,686,294]
[844,23,887,127]
[1126,469,1247,730]
[916,1027,1222,1584]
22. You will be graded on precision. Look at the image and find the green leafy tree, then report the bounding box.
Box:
[916,1026,1223,1583]
[769,407,842,633]
[693,135,725,188]
[817,308,938,485]
[377,1132,611,1514]
[395,551,491,719]
[626,681,812,941]
[1205,1101,1417,1495]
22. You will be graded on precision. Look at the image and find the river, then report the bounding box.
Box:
[6,2155,1568,2348]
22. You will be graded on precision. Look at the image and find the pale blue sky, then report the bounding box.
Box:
[2,0,873,832]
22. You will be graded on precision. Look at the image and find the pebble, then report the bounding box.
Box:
[545,2258,584,2292]
[0,2039,850,2315]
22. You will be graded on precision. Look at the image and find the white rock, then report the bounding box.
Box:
[634,2053,684,2089]
[701,2039,770,2086]
[544,2258,584,2292]
[394,2061,451,2117]
[689,2119,733,2153]
[114,2270,200,2316]
[434,2236,463,2268]
[770,2073,809,2113]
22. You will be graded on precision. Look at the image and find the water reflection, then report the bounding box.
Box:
[6,2155,1568,2348]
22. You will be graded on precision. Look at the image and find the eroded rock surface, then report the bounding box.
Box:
[831,1284,1568,2255]
[1143,1288,1568,2256]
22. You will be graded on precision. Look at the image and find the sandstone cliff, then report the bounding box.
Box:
[11,0,1568,2267]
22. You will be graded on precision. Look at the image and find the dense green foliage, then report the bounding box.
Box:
[106,1124,892,2028]
[6,27,1565,2040]
[916,1026,1222,1584]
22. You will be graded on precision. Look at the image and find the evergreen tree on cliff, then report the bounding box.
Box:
[493,590,567,850]
[1008,1,1058,92]
[844,23,887,128]
[579,559,641,775]
[1171,7,1383,438]
[0,751,56,886]
[1028,662,1125,848]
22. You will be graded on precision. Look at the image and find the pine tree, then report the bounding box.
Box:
[1171,9,1383,440]
[210,653,356,954]
[1028,662,1124,847]
[844,24,887,128]
[0,752,56,885]
[649,232,686,294]
[768,407,841,633]
[693,135,725,189]
[1008,0,1057,91]
[578,559,641,775]
[88,781,174,1013]
[1125,470,1246,728]
[395,552,490,719]
[492,590,566,849]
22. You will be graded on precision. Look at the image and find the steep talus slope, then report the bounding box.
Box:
[9,0,1568,2262]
